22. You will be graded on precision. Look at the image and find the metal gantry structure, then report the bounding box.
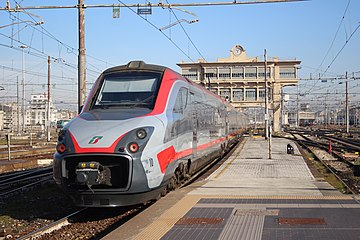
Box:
[0,0,304,112]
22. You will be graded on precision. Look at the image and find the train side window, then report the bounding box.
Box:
[173,87,188,114]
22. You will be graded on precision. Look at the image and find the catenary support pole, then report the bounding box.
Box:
[346,71,349,134]
[264,49,269,139]
[78,0,86,113]
[47,56,51,141]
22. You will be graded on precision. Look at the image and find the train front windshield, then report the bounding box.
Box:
[90,72,161,110]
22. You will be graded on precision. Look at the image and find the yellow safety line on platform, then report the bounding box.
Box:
[190,195,357,200]
[134,194,358,239]
[214,139,247,179]
[134,195,201,240]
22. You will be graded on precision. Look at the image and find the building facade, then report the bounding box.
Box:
[1,103,20,132]
[0,95,77,134]
[26,93,57,128]
[177,45,301,132]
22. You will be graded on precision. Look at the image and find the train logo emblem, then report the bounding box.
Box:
[88,136,103,144]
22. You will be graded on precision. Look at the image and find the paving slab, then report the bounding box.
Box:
[103,137,360,240]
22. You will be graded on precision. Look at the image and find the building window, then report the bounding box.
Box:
[232,66,244,79]
[279,67,296,78]
[257,67,271,78]
[245,67,257,78]
[219,73,230,78]
[182,68,198,80]
[219,88,231,101]
[204,68,217,81]
[245,88,256,101]
[183,74,198,80]
[205,73,216,78]
[259,88,265,100]
[218,67,231,80]
[232,89,244,101]
[232,72,244,78]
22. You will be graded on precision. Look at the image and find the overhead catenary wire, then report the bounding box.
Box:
[303,14,359,94]
[321,23,360,77]
[163,0,206,61]
[314,0,351,75]
[4,3,114,73]
[115,0,196,62]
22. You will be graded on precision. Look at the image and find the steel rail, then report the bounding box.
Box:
[322,135,360,151]
[0,175,53,197]
[8,139,243,239]
[284,131,357,194]
[0,166,52,183]
[17,209,87,240]
[0,172,53,190]
[296,140,356,194]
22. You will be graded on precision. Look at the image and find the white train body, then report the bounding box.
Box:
[53,61,247,207]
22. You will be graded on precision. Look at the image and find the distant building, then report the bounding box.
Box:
[57,108,77,122]
[0,103,20,132]
[0,95,77,134]
[26,93,57,128]
[350,106,360,126]
[332,106,360,126]
[177,45,301,132]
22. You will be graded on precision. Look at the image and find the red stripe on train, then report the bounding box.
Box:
[157,136,227,173]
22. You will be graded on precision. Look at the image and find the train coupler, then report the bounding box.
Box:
[75,162,112,187]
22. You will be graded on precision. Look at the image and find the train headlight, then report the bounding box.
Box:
[136,128,147,139]
[128,142,139,153]
[56,143,66,153]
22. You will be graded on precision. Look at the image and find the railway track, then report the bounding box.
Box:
[9,139,244,240]
[284,129,359,194]
[321,135,360,152]
[17,209,86,240]
[0,166,53,198]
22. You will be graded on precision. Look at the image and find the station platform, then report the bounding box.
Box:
[0,159,39,174]
[103,137,360,240]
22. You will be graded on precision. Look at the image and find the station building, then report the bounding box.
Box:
[177,45,301,132]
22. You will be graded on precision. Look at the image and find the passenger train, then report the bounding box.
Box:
[53,61,248,207]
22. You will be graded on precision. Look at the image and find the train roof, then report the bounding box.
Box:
[103,61,168,74]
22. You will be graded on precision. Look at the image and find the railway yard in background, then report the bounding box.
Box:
[1,0,359,239]
[1,126,360,239]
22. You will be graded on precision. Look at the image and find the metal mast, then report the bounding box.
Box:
[78,0,86,113]
[264,49,269,139]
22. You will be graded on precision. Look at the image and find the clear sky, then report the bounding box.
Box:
[0,0,359,110]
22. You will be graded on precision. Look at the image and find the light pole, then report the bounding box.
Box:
[264,49,269,139]
[0,86,4,110]
[345,72,349,134]
[20,45,28,133]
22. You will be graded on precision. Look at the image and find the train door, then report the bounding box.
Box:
[225,106,229,136]
[223,106,229,149]
[190,91,198,157]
